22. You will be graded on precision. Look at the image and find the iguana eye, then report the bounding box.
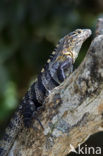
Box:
[77,30,82,34]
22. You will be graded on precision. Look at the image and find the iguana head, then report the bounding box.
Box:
[57,29,92,62]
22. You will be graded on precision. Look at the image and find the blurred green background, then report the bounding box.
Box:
[0,0,103,126]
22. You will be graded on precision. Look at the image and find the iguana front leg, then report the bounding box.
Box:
[57,58,73,82]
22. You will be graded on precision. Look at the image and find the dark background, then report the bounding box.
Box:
[0,0,103,155]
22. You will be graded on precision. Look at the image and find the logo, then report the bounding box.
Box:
[69,144,102,155]
[69,144,78,153]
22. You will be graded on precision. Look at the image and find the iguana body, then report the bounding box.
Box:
[0,29,91,156]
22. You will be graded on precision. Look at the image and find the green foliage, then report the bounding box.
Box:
[0,81,18,124]
[0,0,102,126]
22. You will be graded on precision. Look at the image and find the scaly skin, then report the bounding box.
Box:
[0,29,91,156]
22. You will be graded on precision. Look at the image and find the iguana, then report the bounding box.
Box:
[0,29,91,156]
